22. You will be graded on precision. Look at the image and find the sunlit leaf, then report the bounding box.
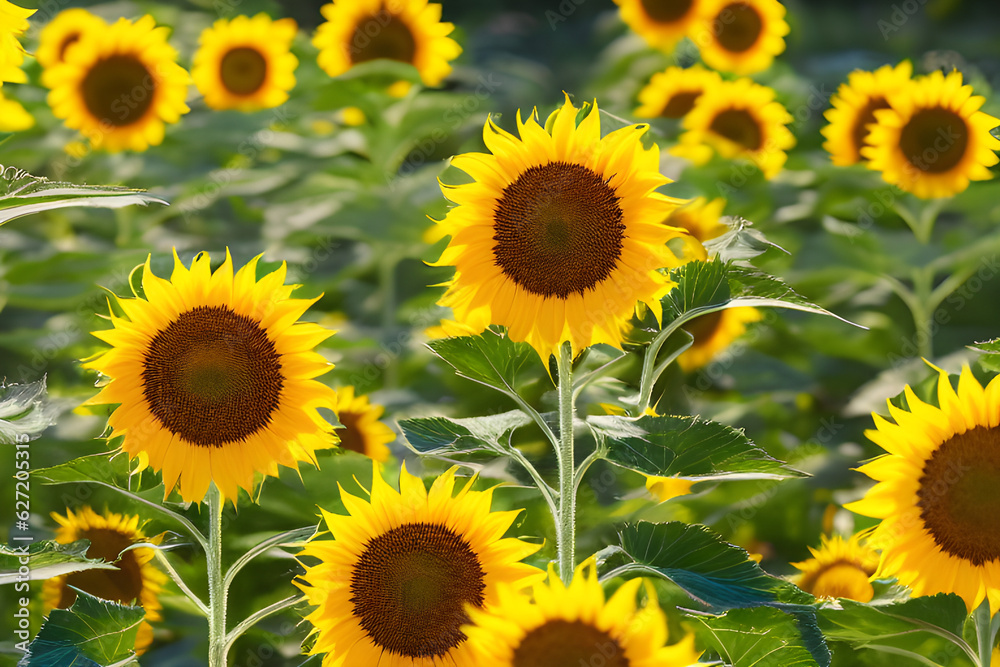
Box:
[0,540,115,585]
[398,410,533,457]
[426,330,540,396]
[693,606,822,667]
[0,377,55,444]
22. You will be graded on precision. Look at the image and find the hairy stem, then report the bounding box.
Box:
[556,342,576,582]
[206,485,227,667]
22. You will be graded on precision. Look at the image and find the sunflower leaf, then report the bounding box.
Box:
[0,377,56,445]
[426,330,538,397]
[0,540,116,586]
[17,590,143,667]
[692,606,824,667]
[398,410,533,457]
[704,216,788,262]
[588,413,804,481]
[32,453,140,490]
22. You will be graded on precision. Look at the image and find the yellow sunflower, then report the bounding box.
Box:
[46,15,190,153]
[791,533,880,602]
[36,8,107,76]
[82,250,340,504]
[43,507,167,653]
[432,96,687,361]
[821,61,913,167]
[666,196,728,261]
[296,463,543,667]
[846,365,1000,612]
[0,0,31,85]
[635,64,723,119]
[614,0,703,52]
[672,77,795,179]
[0,88,32,130]
[677,305,762,372]
[333,385,394,462]
[646,476,697,502]
[312,0,462,87]
[693,0,789,75]
[464,559,702,667]
[192,14,298,112]
[862,70,1000,199]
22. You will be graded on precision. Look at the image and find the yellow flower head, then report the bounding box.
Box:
[677,306,762,372]
[312,0,462,87]
[464,559,702,667]
[846,365,1000,612]
[0,0,32,85]
[193,14,298,112]
[666,196,728,261]
[46,15,191,152]
[432,95,687,360]
[862,70,1000,199]
[0,88,32,131]
[791,533,880,602]
[296,463,543,667]
[821,61,913,166]
[82,250,340,504]
[333,385,394,462]
[672,77,795,179]
[693,0,789,75]
[614,0,704,52]
[37,8,107,76]
[43,507,167,653]
[635,64,723,119]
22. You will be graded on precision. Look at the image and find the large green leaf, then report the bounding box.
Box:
[588,413,804,481]
[0,541,116,586]
[0,378,55,445]
[426,330,539,395]
[398,410,533,457]
[693,606,821,667]
[17,590,144,667]
[32,453,140,490]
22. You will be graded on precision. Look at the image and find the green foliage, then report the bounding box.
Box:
[0,540,115,586]
[694,606,824,667]
[399,410,533,459]
[0,378,55,445]
[426,331,540,394]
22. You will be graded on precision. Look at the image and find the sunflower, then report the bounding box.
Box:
[665,196,727,261]
[82,250,340,504]
[672,78,794,179]
[42,507,167,652]
[432,96,687,361]
[296,463,543,667]
[312,0,462,87]
[821,61,913,167]
[192,14,298,112]
[862,70,1000,199]
[0,88,32,130]
[646,476,697,502]
[0,0,31,85]
[845,365,1000,612]
[791,533,880,602]
[36,8,107,76]
[677,305,762,372]
[333,385,394,462]
[46,15,190,152]
[635,65,723,120]
[464,559,702,667]
[693,0,788,75]
[614,0,703,52]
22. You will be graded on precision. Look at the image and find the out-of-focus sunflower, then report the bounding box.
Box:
[693,0,788,74]
[432,96,687,360]
[82,250,340,504]
[635,64,723,119]
[333,385,393,462]
[0,0,32,85]
[846,365,1000,612]
[614,0,703,52]
[646,476,697,502]
[666,196,727,261]
[43,507,167,652]
[862,70,1000,199]
[192,14,298,111]
[791,533,880,602]
[672,77,794,179]
[677,306,762,371]
[46,15,190,152]
[37,8,106,76]
[312,0,461,87]
[822,61,912,166]
[0,88,32,130]
[296,464,543,667]
[464,559,702,667]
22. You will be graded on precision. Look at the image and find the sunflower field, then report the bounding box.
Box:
[2,0,1000,665]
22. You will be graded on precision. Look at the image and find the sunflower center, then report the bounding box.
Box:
[710,108,763,150]
[141,305,284,447]
[639,0,694,23]
[899,107,969,174]
[80,55,155,127]
[512,619,629,667]
[683,310,723,343]
[58,528,143,608]
[917,426,1000,566]
[715,2,763,52]
[335,410,367,455]
[660,91,701,118]
[58,32,81,62]
[850,96,890,157]
[349,9,417,65]
[220,47,268,96]
[492,161,625,299]
[349,522,486,658]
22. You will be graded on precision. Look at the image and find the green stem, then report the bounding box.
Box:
[910,267,934,360]
[206,485,227,667]
[976,599,997,667]
[556,342,576,583]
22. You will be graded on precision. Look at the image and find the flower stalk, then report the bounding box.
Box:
[556,342,576,583]
[206,484,228,667]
